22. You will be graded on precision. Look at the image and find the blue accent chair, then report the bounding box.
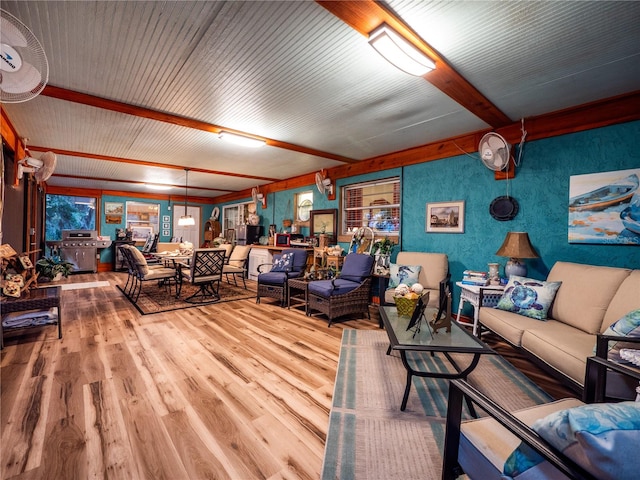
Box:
[256,248,308,307]
[307,253,375,327]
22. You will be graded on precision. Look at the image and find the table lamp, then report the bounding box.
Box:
[495,232,538,277]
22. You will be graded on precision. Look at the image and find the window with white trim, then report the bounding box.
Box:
[341,177,400,236]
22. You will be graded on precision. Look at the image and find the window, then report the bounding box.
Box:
[295,191,313,224]
[341,177,400,236]
[45,194,96,240]
[126,201,160,240]
[222,201,255,231]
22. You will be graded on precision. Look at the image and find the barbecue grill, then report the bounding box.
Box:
[59,230,112,273]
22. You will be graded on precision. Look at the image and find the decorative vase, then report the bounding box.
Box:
[488,263,500,285]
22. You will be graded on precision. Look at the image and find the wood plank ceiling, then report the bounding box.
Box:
[2,0,639,200]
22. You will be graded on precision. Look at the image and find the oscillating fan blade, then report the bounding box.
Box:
[487,135,504,150]
[0,15,28,46]
[1,61,42,93]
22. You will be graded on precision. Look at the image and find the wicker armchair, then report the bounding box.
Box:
[256,248,308,307]
[307,253,374,327]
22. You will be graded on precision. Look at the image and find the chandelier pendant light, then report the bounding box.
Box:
[178,168,195,226]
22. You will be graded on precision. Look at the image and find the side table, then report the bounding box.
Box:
[1,286,62,349]
[455,282,505,336]
[288,278,310,315]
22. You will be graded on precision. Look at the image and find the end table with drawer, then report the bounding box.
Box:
[455,282,505,336]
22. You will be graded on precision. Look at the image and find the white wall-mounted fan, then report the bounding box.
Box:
[315,170,334,196]
[251,186,266,208]
[18,150,57,182]
[478,132,511,171]
[1,9,49,103]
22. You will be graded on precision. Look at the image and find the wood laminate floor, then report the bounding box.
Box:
[1,274,577,479]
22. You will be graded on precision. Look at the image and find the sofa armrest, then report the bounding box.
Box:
[584,353,640,403]
[442,379,597,480]
[594,333,640,358]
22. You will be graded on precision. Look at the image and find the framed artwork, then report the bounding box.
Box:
[105,215,122,224]
[104,202,124,215]
[426,201,465,233]
[130,226,153,240]
[162,230,170,237]
[162,215,170,223]
[162,222,170,230]
[568,168,640,245]
[310,209,338,243]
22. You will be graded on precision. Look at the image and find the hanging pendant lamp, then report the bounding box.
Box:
[178,168,195,226]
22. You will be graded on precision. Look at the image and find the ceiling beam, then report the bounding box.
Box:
[316,0,512,128]
[41,85,359,165]
[50,173,228,194]
[26,146,279,184]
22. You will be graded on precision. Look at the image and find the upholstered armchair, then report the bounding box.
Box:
[442,354,640,480]
[122,244,178,301]
[256,248,308,307]
[307,253,375,327]
[223,245,251,288]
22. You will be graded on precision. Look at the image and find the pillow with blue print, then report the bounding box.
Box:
[271,252,293,272]
[600,308,640,363]
[388,263,421,288]
[495,275,561,320]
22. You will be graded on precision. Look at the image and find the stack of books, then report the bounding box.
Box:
[462,270,489,286]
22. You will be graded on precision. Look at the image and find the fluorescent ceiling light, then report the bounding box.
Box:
[218,131,266,148]
[368,24,436,76]
[145,183,172,191]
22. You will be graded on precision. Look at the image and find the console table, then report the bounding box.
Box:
[1,286,62,349]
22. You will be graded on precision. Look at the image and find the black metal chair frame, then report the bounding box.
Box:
[176,248,226,304]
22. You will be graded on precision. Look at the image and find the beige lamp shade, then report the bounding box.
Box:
[496,232,539,259]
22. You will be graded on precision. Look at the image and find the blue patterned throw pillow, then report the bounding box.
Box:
[600,308,640,363]
[496,275,561,320]
[271,252,293,272]
[388,263,421,288]
[504,401,640,480]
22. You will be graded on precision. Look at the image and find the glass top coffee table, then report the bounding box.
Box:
[379,305,495,411]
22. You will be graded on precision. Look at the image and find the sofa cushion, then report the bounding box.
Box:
[504,401,640,480]
[459,398,582,480]
[602,270,640,333]
[521,322,596,387]
[547,262,631,335]
[308,279,360,297]
[496,276,561,320]
[388,263,421,288]
[128,246,149,275]
[601,308,640,363]
[479,308,547,347]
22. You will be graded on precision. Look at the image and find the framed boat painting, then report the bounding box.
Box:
[568,168,640,245]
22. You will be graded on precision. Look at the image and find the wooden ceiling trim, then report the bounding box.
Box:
[41,85,358,165]
[316,0,512,128]
[27,145,278,183]
[46,185,214,204]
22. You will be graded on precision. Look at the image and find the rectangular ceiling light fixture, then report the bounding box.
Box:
[368,23,436,76]
[218,131,266,148]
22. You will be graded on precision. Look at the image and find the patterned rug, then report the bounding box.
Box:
[321,329,554,480]
[117,280,256,315]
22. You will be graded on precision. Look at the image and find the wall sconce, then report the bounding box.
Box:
[496,231,539,277]
[218,131,266,148]
[368,23,436,76]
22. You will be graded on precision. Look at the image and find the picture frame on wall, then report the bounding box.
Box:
[310,209,338,244]
[105,215,122,224]
[104,202,124,215]
[162,215,170,223]
[162,223,170,230]
[162,230,170,237]
[426,201,465,233]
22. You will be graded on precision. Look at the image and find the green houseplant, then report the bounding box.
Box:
[35,256,73,281]
[372,237,394,256]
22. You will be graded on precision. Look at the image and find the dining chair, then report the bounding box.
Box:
[176,248,226,303]
[223,245,251,288]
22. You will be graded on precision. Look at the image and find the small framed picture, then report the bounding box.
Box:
[426,200,465,233]
[162,215,170,223]
[162,223,170,229]
[162,230,170,237]
[104,202,124,215]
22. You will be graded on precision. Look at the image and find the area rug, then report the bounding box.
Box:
[321,329,554,480]
[117,280,256,315]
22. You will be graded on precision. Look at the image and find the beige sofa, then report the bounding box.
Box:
[383,252,449,310]
[479,261,640,395]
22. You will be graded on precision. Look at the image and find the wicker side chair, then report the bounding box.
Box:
[307,253,375,327]
[256,248,308,307]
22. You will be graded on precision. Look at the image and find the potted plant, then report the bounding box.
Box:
[35,256,73,281]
